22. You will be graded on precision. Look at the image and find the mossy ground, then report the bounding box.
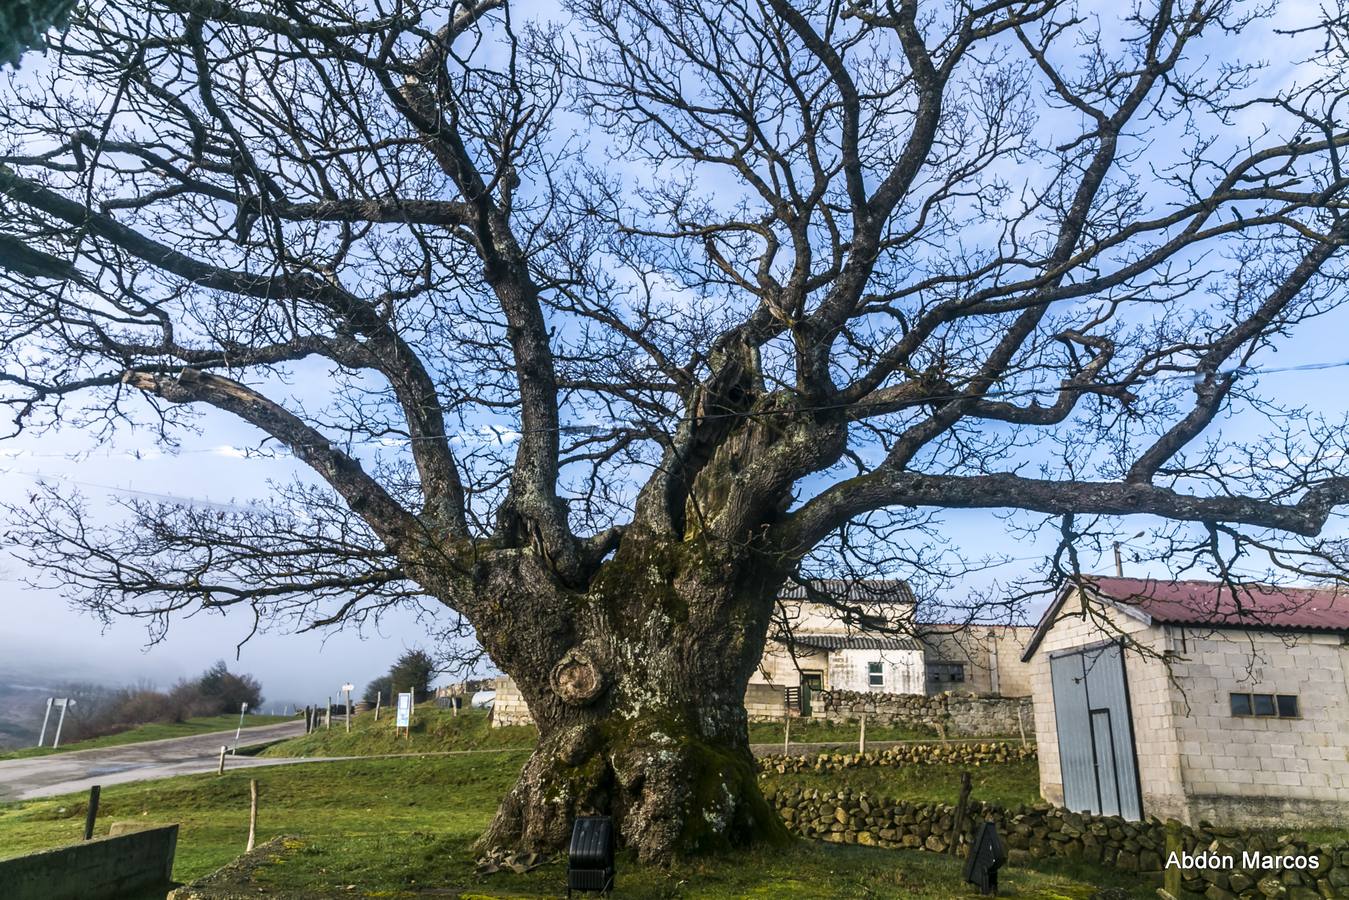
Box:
[0,749,1151,898]
[0,714,293,760]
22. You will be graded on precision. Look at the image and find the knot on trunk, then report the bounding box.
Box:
[554,724,601,766]
[549,647,606,706]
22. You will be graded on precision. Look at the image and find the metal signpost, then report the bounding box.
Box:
[234,701,249,747]
[50,698,75,748]
[342,683,354,732]
[36,697,53,747]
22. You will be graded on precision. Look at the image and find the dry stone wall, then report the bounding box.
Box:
[764,785,1349,899]
[760,740,1034,774]
[815,688,1033,738]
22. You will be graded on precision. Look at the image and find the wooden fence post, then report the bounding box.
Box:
[858,714,867,754]
[246,779,259,853]
[1160,819,1183,899]
[374,691,381,722]
[218,745,227,776]
[950,770,972,856]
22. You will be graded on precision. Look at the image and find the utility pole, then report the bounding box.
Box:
[1114,530,1144,577]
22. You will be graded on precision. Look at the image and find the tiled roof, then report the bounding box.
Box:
[1022,575,1349,661]
[788,633,923,651]
[779,578,916,605]
[1086,576,1349,632]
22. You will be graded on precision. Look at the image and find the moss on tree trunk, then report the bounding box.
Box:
[473,539,791,864]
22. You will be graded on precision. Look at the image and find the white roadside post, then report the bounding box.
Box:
[374,691,381,722]
[37,697,53,748]
[234,701,249,750]
[342,683,354,733]
[52,698,75,748]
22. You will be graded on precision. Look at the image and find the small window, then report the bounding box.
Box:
[927,662,965,684]
[1230,692,1300,718]
[868,661,884,688]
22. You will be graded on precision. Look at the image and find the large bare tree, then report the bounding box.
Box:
[3,0,1349,862]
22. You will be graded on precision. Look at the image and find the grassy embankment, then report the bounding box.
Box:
[259,705,969,759]
[0,745,1147,898]
[0,714,293,760]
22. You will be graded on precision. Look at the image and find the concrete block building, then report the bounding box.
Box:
[916,625,1035,697]
[1022,576,1349,827]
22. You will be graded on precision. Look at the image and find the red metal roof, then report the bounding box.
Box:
[1086,576,1349,632]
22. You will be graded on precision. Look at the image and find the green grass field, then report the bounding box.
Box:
[758,756,1042,808]
[261,705,989,760]
[0,749,1148,898]
[0,714,293,760]
[260,705,536,757]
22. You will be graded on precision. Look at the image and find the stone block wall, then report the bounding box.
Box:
[918,626,1036,697]
[491,676,533,727]
[745,682,789,719]
[764,787,1349,898]
[1167,629,1349,826]
[814,688,1034,738]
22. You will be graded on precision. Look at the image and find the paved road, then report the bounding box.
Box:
[0,719,305,801]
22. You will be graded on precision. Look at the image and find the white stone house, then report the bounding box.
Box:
[1022,576,1349,827]
[749,579,927,696]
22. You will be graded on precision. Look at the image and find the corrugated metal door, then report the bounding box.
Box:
[1049,642,1142,820]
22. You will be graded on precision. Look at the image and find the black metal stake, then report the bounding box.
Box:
[82,784,100,841]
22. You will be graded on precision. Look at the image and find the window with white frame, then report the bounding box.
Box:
[867,661,884,689]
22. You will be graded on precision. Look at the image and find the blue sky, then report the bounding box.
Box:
[2,0,1348,702]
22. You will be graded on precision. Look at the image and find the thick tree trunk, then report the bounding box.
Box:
[470,540,792,864]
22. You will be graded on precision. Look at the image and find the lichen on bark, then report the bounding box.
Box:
[474,534,792,864]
